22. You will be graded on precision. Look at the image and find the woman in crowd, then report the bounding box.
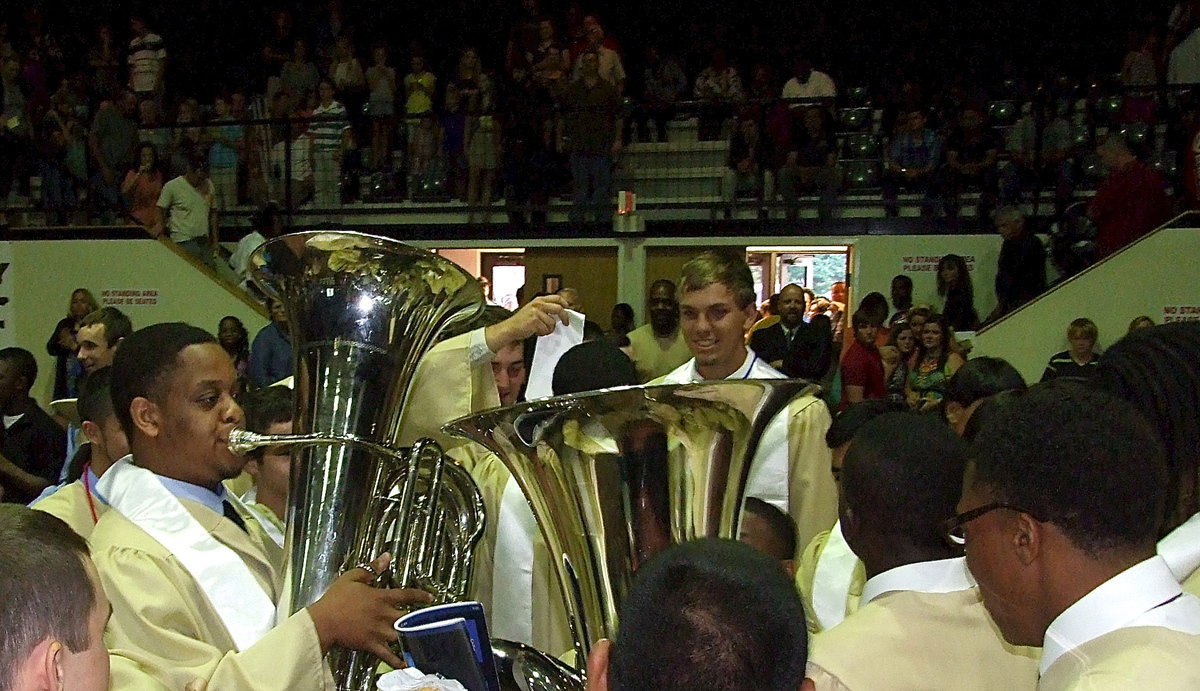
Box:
[328,35,366,114]
[444,47,493,200]
[881,321,916,404]
[45,288,98,399]
[218,315,252,385]
[906,313,965,412]
[936,254,979,332]
[365,44,397,171]
[121,142,164,229]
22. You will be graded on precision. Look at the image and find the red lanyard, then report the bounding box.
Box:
[82,463,100,524]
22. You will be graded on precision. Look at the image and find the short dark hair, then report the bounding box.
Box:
[1096,323,1200,535]
[858,292,889,325]
[553,340,638,395]
[942,357,1026,407]
[826,399,908,448]
[80,307,133,346]
[77,366,115,425]
[961,389,1022,444]
[842,412,967,549]
[970,380,1167,556]
[611,538,808,691]
[742,497,798,561]
[111,323,218,439]
[0,505,96,683]
[0,347,36,389]
[240,385,294,456]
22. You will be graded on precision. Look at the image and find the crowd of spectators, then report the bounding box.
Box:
[0,1,1191,231]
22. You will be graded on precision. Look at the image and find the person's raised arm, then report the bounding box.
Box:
[483,294,570,353]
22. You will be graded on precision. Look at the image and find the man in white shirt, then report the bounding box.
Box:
[781,54,836,108]
[153,153,218,268]
[651,251,837,550]
[806,412,1037,690]
[959,380,1200,689]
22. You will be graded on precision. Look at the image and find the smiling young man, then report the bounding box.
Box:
[652,251,838,551]
[960,381,1200,689]
[75,307,132,375]
[0,505,111,691]
[91,323,433,690]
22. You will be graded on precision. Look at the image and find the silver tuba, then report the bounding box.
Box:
[444,379,816,683]
[230,231,487,691]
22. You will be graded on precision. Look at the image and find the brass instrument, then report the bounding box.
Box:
[230,231,486,691]
[444,379,815,682]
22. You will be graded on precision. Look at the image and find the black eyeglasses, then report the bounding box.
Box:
[941,502,1032,546]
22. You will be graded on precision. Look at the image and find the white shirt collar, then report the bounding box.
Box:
[1040,555,1184,675]
[1158,511,1200,582]
[860,556,975,606]
[686,350,777,383]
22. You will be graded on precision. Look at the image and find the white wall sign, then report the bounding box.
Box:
[1163,305,1200,323]
[900,254,977,274]
[101,288,160,306]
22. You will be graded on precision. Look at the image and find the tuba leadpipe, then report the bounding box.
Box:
[241,231,487,691]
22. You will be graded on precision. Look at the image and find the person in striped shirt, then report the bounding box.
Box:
[310,80,348,208]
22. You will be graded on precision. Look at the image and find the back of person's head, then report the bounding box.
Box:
[1096,322,1200,535]
[0,347,37,392]
[607,538,808,691]
[583,319,606,342]
[841,412,967,554]
[76,367,115,426]
[553,340,638,396]
[0,505,101,689]
[943,357,1026,407]
[960,389,1022,444]
[740,497,798,563]
[971,380,1167,556]
[80,307,133,346]
[111,323,217,439]
[826,399,909,449]
[679,251,756,309]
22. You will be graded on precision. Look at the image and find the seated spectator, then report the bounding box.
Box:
[1088,134,1171,259]
[0,504,111,691]
[120,142,164,228]
[807,412,1038,690]
[905,313,965,412]
[0,348,66,504]
[693,49,742,141]
[781,52,837,107]
[229,201,285,286]
[1000,101,1075,217]
[937,254,979,332]
[883,109,942,217]
[962,381,1200,688]
[943,107,1000,220]
[727,118,766,198]
[1040,317,1100,382]
[941,356,1026,435]
[777,106,839,221]
[584,538,812,691]
[840,310,886,408]
[637,45,687,143]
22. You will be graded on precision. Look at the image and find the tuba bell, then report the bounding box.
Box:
[444,379,816,684]
[229,231,487,691]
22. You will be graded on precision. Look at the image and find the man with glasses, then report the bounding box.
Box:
[959,381,1200,689]
[806,412,1037,689]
